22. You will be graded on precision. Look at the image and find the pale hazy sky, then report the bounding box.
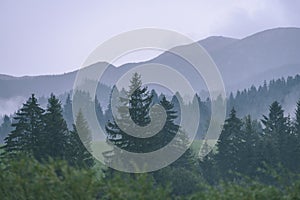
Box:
[1,0,300,76]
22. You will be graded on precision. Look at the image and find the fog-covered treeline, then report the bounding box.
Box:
[1,73,300,199]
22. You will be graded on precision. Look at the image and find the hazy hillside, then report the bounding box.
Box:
[212,27,300,90]
[88,27,300,91]
[1,27,300,115]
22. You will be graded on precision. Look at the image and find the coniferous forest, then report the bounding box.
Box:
[1,73,300,199]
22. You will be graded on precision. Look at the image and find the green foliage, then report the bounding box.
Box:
[62,94,74,129]
[104,73,196,177]
[0,156,99,200]
[95,95,105,129]
[261,102,293,171]
[3,75,300,198]
[214,108,244,179]
[1,153,300,200]
[98,174,171,200]
[105,72,154,155]
[43,93,69,160]
[190,181,283,200]
[2,94,45,160]
[228,75,300,119]
[0,115,12,144]
[68,110,94,168]
[1,94,94,169]
[153,167,202,197]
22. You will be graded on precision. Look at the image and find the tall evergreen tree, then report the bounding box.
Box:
[68,110,94,168]
[214,108,243,179]
[2,94,44,159]
[105,73,196,174]
[159,96,195,169]
[43,93,69,160]
[151,98,199,196]
[0,115,12,144]
[63,94,74,129]
[261,101,289,167]
[105,72,153,156]
[239,115,262,176]
[292,100,300,171]
[95,96,105,128]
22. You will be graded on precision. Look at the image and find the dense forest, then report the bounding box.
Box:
[1,74,300,199]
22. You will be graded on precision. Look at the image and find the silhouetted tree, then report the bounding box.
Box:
[0,115,12,144]
[261,101,289,167]
[214,108,243,179]
[68,110,94,168]
[43,93,69,160]
[2,94,45,160]
[63,94,74,129]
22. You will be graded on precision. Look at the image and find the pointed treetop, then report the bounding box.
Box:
[129,72,142,92]
[229,107,237,118]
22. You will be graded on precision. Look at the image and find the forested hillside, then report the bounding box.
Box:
[1,73,300,199]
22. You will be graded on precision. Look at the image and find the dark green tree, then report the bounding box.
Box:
[63,94,74,129]
[2,94,45,159]
[95,96,105,128]
[0,115,12,144]
[261,101,289,167]
[152,98,198,196]
[128,73,152,127]
[43,93,69,160]
[159,96,195,169]
[214,108,243,179]
[239,115,262,176]
[292,100,300,171]
[105,72,153,155]
[68,110,94,168]
[105,73,197,194]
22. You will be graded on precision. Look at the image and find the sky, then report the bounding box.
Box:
[1,0,300,76]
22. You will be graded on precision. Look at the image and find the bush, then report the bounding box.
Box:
[0,156,99,200]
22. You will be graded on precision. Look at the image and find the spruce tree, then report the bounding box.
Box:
[63,94,74,129]
[95,96,105,128]
[292,100,300,171]
[105,73,195,174]
[214,108,243,179]
[43,93,69,160]
[105,72,153,155]
[159,96,195,169]
[239,115,262,176]
[0,115,12,144]
[151,98,199,196]
[68,110,94,168]
[2,94,44,159]
[261,101,288,167]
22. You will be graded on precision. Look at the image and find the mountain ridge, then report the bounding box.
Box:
[1,27,300,115]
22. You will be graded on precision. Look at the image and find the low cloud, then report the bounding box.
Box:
[0,96,26,116]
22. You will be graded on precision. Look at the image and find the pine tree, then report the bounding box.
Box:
[147,96,198,196]
[43,93,69,160]
[292,100,300,171]
[128,73,152,127]
[2,94,44,159]
[214,108,243,179]
[239,115,262,176]
[105,73,196,174]
[295,100,300,136]
[150,89,159,105]
[261,101,288,167]
[95,96,105,128]
[68,110,94,168]
[105,72,153,156]
[0,115,12,144]
[159,96,195,169]
[63,94,74,129]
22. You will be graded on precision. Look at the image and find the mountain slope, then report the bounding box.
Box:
[1,27,300,115]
